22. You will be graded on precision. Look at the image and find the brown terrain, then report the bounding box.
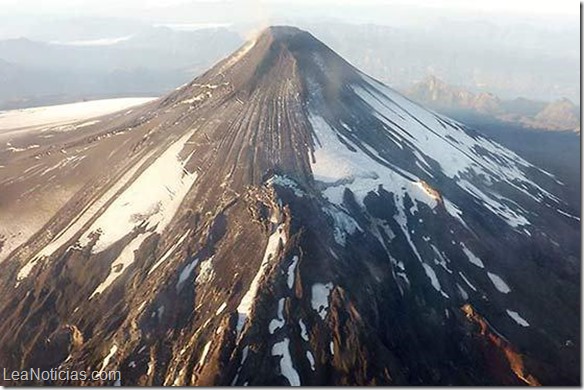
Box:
[405,75,580,132]
[0,26,579,386]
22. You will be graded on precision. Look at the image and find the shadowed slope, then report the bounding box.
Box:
[0,26,579,386]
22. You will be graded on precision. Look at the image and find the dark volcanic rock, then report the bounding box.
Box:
[0,26,579,386]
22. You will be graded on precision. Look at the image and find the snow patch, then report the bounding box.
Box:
[506,309,530,327]
[271,338,301,386]
[176,258,199,292]
[422,263,449,298]
[90,233,152,299]
[393,193,424,264]
[100,344,118,372]
[460,243,484,268]
[269,298,286,334]
[457,179,530,228]
[195,257,215,285]
[557,209,580,221]
[236,224,287,334]
[431,244,452,273]
[459,272,477,291]
[487,272,511,294]
[215,302,227,315]
[443,198,467,226]
[0,98,155,132]
[306,351,315,371]
[311,282,333,320]
[322,204,361,246]
[267,175,305,197]
[78,130,198,253]
[352,79,559,228]
[198,341,212,366]
[286,255,299,289]
[298,319,309,342]
[308,113,439,215]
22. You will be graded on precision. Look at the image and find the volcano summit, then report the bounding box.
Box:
[0,26,579,386]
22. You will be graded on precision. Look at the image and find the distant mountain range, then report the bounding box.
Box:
[0,27,242,110]
[0,26,579,386]
[404,76,580,132]
[0,20,578,111]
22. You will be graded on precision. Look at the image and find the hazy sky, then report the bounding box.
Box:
[0,0,578,102]
[0,0,579,25]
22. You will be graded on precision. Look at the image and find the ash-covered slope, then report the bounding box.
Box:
[0,26,579,386]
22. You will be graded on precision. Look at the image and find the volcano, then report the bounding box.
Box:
[0,26,579,386]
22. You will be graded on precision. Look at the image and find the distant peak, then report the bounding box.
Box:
[260,26,305,39]
[255,25,316,45]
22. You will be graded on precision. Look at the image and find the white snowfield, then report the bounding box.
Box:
[309,112,445,223]
[15,151,154,282]
[364,78,561,225]
[305,75,559,302]
[1,98,157,266]
[88,132,197,299]
[78,130,198,254]
[16,126,198,294]
[0,97,156,134]
[86,132,198,297]
[309,74,562,231]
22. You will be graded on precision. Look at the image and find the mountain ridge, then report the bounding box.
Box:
[404,75,580,132]
[0,26,579,386]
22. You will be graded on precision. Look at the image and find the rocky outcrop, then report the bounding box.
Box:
[405,76,580,132]
[0,26,579,386]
